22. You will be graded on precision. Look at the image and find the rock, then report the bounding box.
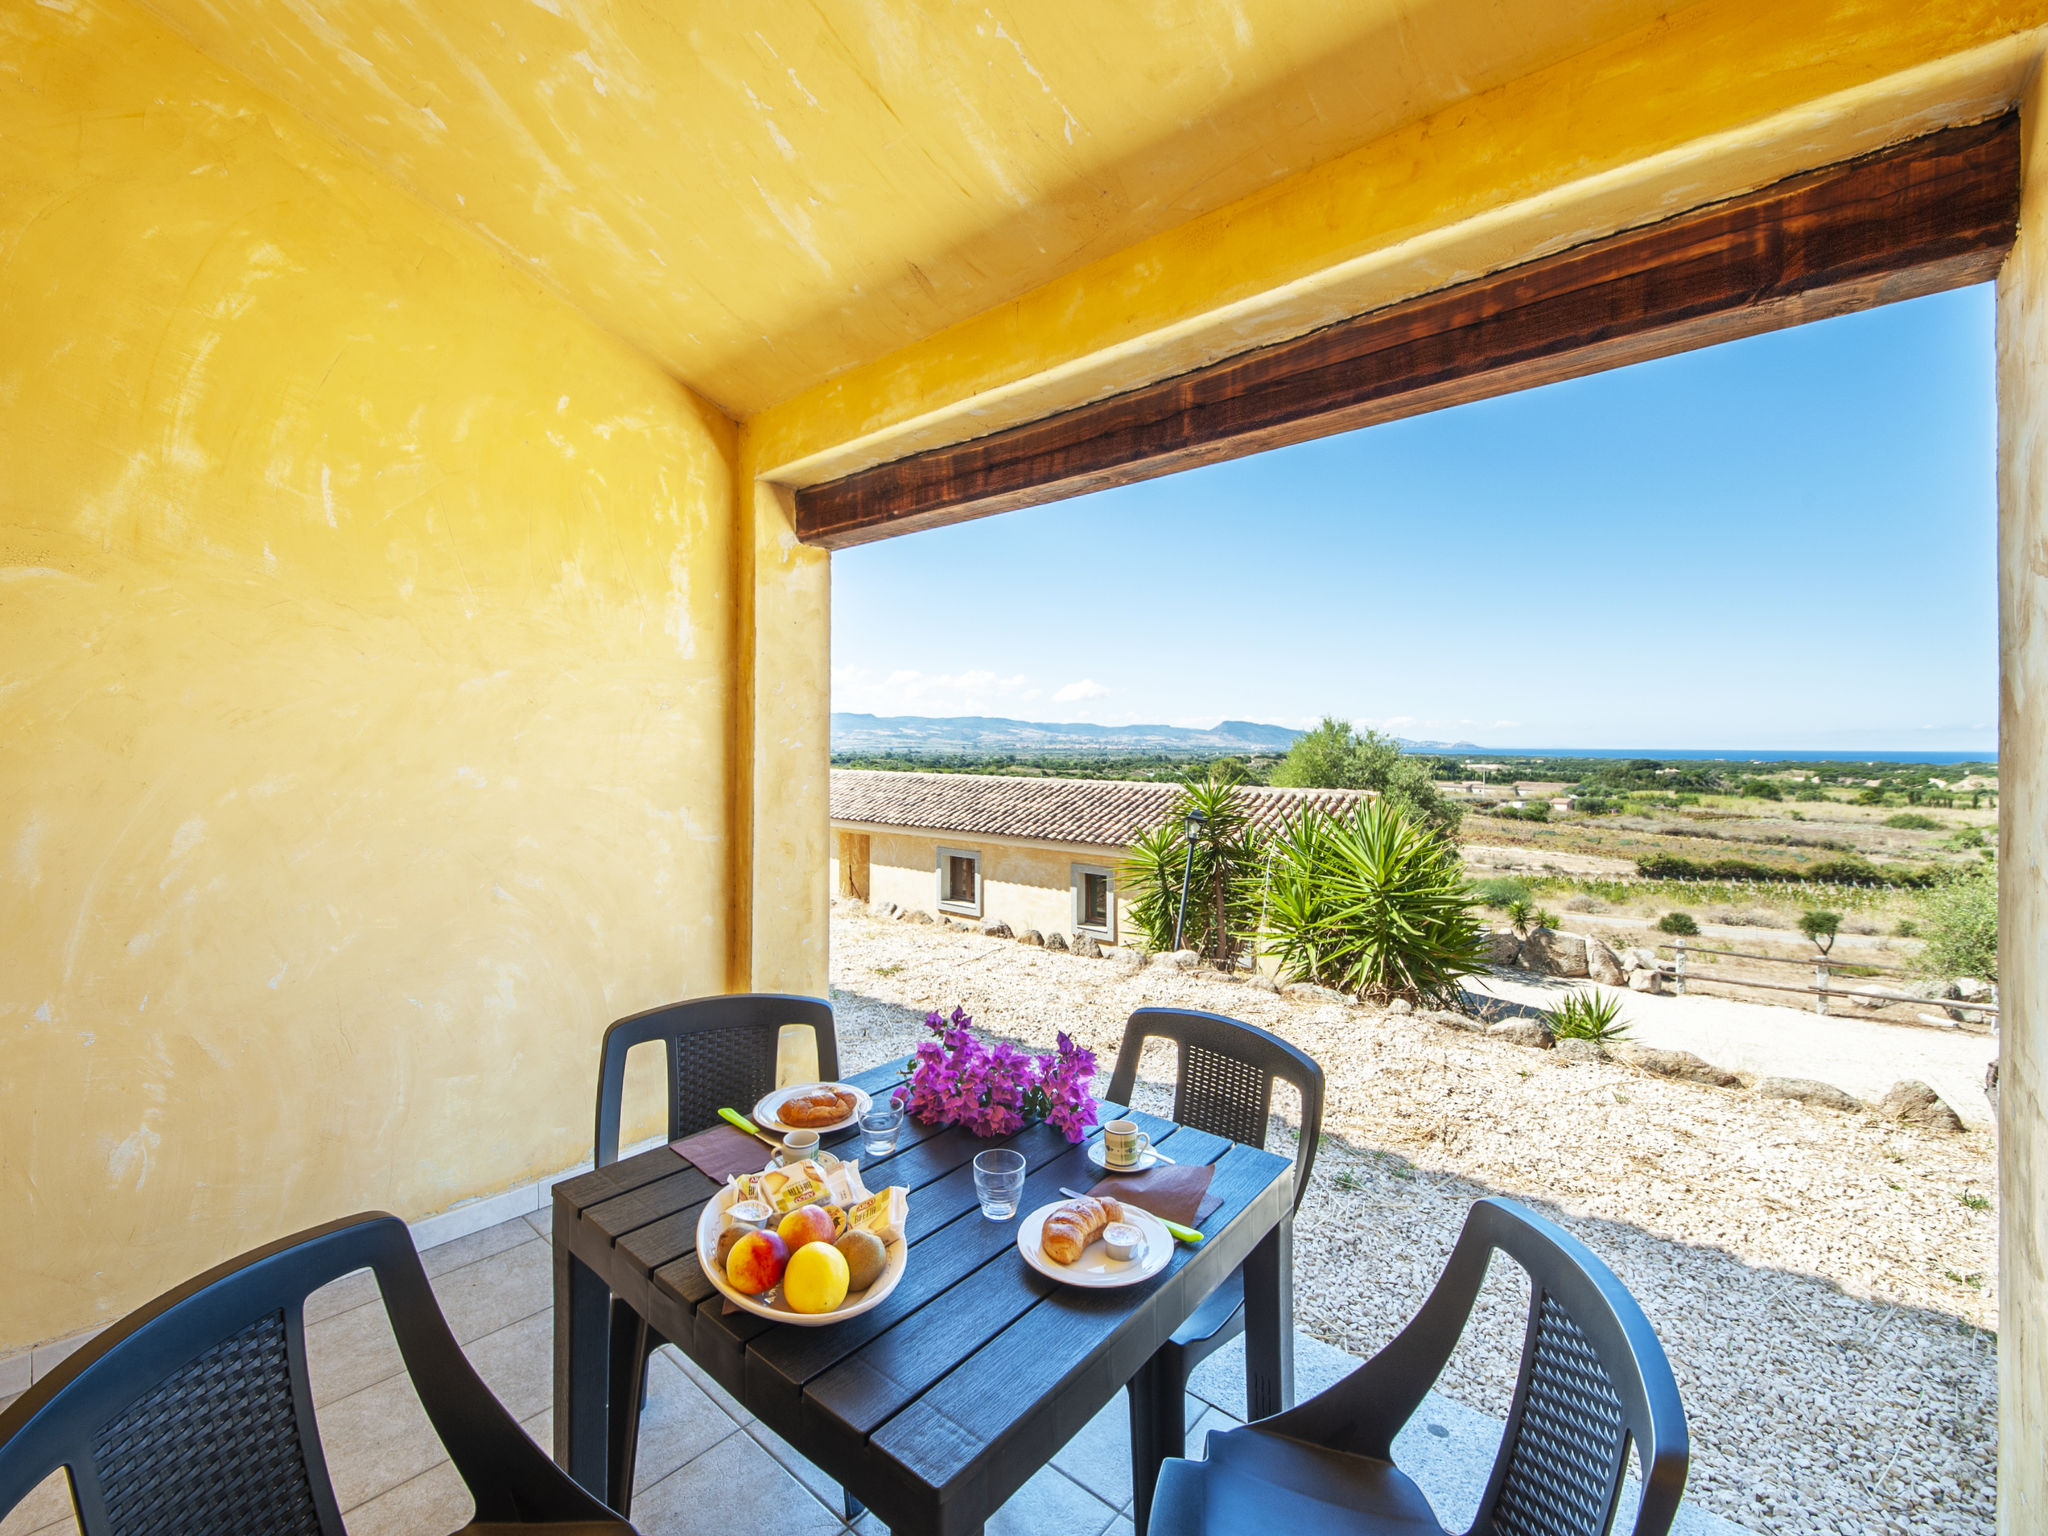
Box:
[1553,1038,1606,1064]
[941,916,968,931]
[1422,1009,1486,1034]
[1626,969,1665,994]
[1621,947,1669,973]
[1876,1080,1965,1133]
[1387,998,1414,1016]
[1847,984,1917,1010]
[1489,1019,1554,1048]
[1519,928,1589,978]
[1287,982,1349,1005]
[1756,1077,1865,1113]
[899,908,934,924]
[979,918,1014,939]
[1017,928,1043,946]
[1609,1043,1741,1088]
[1486,929,1523,966]
[1585,937,1627,986]
[874,900,899,919]
[1159,949,1200,972]
[1956,977,1994,1002]
[1071,933,1104,959]
[1044,931,1068,951]
[1110,948,1145,975]
[1243,971,1279,993]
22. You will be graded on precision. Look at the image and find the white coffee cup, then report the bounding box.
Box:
[1102,1119,1151,1168]
[776,1129,820,1165]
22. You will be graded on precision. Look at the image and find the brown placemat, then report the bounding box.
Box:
[672,1123,774,1182]
[1087,1163,1220,1227]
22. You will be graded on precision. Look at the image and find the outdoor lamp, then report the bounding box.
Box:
[1173,809,1207,953]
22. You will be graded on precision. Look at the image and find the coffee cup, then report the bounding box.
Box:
[777,1129,820,1166]
[1102,1119,1151,1168]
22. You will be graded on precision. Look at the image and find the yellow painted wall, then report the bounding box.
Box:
[842,832,1128,947]
[0,0,738,1354]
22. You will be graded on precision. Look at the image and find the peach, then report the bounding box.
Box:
[724,1230,789,1295]
[778,1204,837,1251]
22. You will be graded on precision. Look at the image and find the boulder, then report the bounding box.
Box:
[874,900,899,919]
[1111,948,1145,974]
[899,908,934,925]
[1387,998,1414,1016]
[1247,972,1281,994]
[1609,1043,1741,1088]
[1071,933,1104,959]
[979,918,1014,939]
[1756,1077,1864,1113]
[1956,977,1995,1002]
[1585,937,1628,986]
[1486,929,1523,966]
[1017,928,1044,947]
[1552,1038,1606,1064]
[1159,949,1200,972]
[1422,1009,1486,1034]
[1844,984,1915,1010]
[1876,1080,1965,1133]
[1519,928,1589,978]
[1044,931,1069,951]
[1287,982,1349,1005]
[1626,969,1665,995]
[1489,1019,1554,1049]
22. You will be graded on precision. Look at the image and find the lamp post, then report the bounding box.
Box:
[1173,809,1207,953]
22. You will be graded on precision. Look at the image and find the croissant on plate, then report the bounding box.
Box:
[780,1088,856,1128]
[1040,1196,1123,1265]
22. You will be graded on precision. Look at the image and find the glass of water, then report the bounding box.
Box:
[859,1104,904,1157]
[973,1149,1026,1220]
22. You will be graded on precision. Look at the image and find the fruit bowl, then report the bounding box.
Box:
[696,1181,908,1326]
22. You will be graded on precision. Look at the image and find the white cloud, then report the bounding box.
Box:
[832,665,1041,715]
[1053,678,1110,703]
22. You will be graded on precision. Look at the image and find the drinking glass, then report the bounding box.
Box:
[973,1149,1026,1220]
[860,1104,904,1157]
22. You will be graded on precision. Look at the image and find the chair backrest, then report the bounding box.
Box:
[593,993,838,1166]
[1103,1007,1324,1210]
[0,1214,616,1536]
[1265,1197,1688,1536]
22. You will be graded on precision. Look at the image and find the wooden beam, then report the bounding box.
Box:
[795,114,2019,550]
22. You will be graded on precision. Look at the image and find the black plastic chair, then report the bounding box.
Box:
[589,993,837,1510]
[1106,1006,1324,1484]
[0,1212,631,1536]
[1147,1197,1689,1536]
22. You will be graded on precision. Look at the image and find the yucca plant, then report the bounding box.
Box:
[1260,800,1489,1006]
[1119,771,1263,963]
[1540,990,1631,1042]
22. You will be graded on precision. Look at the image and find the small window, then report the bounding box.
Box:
[1072,863,1114,938]
[936,846,981,916]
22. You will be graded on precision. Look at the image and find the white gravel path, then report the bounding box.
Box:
[1470,972,1999,1128]
[828,906,1999,1536]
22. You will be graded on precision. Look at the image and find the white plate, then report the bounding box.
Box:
[696,1181,907,1326]
[1086,1141,1162,1174]
[1015,1201,1174,1288]
[754,1081,874,1135]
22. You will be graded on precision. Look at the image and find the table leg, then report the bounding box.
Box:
[553,1238,616,1505]
[607,1301,649,1513]
[1242,1209,1294,1422]
[1127,1352,1187,1536]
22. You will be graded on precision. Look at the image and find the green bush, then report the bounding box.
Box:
[1656,911,1700,936]
[1741,780,1784,801]
[1270,717,1462,839]
[1541,991,1631,1043]
[1120,773,1262,961]
[1636,853,1936,888]
[1916,864,1997,981]
[1885,813,1941,831]
[1261,800,1489,1006]
[1471,876,1533,908]
[1798,909,1841,954]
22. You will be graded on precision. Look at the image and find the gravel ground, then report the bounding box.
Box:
[828,905,1999,1536]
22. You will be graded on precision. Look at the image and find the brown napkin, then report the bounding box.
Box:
[1087,1163,1220,1227]
[671,1123,773,1183]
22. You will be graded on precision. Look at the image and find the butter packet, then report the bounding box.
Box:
[730,1171,770,1206]
[763,1160,832,1212]
[845,1186,909,1246]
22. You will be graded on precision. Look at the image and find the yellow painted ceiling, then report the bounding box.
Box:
[138,0,1672,415]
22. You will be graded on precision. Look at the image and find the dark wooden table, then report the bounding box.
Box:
[551,1060,1295,1536]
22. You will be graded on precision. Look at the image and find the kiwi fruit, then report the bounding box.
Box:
[713,1227,745,1271]
[835,1229,887,1291]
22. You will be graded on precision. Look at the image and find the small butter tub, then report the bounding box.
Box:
[1102,1222,1144,1262]
[728,1200,774,1233]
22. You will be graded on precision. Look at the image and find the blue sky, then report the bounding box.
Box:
[831,283,1997,751]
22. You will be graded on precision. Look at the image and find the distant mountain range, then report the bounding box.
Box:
[830,713,1314,755]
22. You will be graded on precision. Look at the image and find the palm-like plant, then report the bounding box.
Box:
[1118,771,1263,962]
[1540,990,1631,1042]
[1261,800,1489,1006]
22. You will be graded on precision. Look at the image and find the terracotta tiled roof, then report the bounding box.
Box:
[829,769,1375,849]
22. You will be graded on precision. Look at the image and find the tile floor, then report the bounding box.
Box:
[0,1210,1741,1536]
